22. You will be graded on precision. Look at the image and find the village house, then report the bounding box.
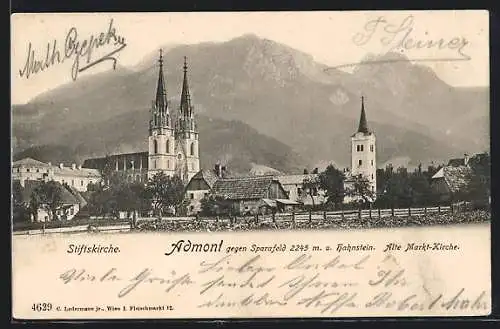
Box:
[15,180,88,222]
[184,168,220,215]
[431,154,473,202]
[12,158,101,192]
[275,173,326,207]
[209,175,289,215]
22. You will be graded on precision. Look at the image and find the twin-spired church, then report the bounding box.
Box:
[83,51,200,184]
[83,51,377,205]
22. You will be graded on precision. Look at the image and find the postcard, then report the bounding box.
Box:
[11,10,491,319]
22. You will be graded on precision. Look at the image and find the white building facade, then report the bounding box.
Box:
[12,158,101,192]
[148,52,200,184]
[345,97,377,203]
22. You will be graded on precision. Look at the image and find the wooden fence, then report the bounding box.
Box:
[136,205,455,225]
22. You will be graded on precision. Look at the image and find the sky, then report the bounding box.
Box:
[11,11,489,105]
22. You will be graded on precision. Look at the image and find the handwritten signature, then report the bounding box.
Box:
[18,18,127,81]
[325,15,471,71]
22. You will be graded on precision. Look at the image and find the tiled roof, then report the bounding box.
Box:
[190,169,219,188]
[66,185,88,208]
[12,157,101,177]
[54,167,101,178]
[21,180,80,205]
[13,158,51,168]
[442,166,473,193]
[432,165,473,194]
[276,174,319,185]
[211,176,278,200]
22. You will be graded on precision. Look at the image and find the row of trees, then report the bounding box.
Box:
[301,153,490,210]
[13,171,187,223]
[87,171,185,219]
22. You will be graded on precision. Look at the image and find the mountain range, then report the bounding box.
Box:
[12,34,489,174]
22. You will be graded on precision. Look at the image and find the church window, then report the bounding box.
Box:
[370,144,374,152]
[358,160,362,166]
[190,142,195,156]
[36,169,40,173]
[371,174,374,179]
[71,180,74,186]
[154,160,157,169]
[81,180,84,186]
[360,145,364,152]
[297,188,303,196]
[166,140,170,154]
[26,168,30,172]
[189,193,194,199]
[371,160,374,166]
[153,140,158,154]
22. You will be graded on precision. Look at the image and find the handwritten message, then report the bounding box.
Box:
[55,252,488,316]
[12,224,490,319]
[18,18,127,81]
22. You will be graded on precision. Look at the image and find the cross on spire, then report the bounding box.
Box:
[152,48,169,128]
[180,56,192,118]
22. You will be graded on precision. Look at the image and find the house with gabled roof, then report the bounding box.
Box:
[431,154,473,202]
[209,175,288,215]
[15,180,88,222]
[184,168,220,214]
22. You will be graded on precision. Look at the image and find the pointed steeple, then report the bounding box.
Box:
[180,56,192,118]
[155,50,167,111]
[152,49,170,128]
[357,96,369,134]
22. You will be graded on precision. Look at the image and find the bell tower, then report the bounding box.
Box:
[148,49,176,179]
[351,96,377,197]
[175,57,200,183]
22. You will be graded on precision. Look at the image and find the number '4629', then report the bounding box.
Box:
[32,303,52,311]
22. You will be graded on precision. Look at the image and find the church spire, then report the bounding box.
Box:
[180,56,192,118]
[357,96,369,134]
[154,49,169,124]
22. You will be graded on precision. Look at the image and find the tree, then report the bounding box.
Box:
[12,181,29,223]
[346,174,375,208]
[30,181,64,221]
[468,152,490,205]
[87,183,114,218]
[145,172,185,217]
[315,164,345,210]
[100,155,116,186]
[408,170,433,206]
[302,176,319,208]
[201,194,235,216]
